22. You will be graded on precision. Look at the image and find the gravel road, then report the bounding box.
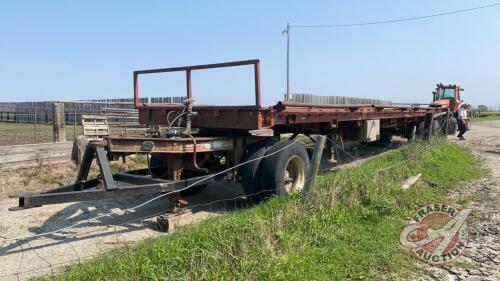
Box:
[418,120,500,281]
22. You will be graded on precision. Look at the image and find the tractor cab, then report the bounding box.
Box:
[431,83,464,113]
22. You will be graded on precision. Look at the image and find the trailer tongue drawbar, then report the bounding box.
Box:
[10,59,450,212]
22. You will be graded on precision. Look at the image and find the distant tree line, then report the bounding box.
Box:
[476,105,500,112]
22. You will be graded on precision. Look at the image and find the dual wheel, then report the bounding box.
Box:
[416,118,451,138]
[239,139,310,201]
[150,139,311,199]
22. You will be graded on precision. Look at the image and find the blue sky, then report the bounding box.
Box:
[1,1,499,106]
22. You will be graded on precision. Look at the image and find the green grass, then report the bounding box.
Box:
[36,138,483,281]
[473,112,500,122]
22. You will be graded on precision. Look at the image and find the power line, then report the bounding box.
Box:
[282,2,499,96]
[291,2,500,28]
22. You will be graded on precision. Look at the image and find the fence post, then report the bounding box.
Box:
[53,103,66,142]
[423,112,434,141]
[33,107,37,143]
[304,135,326,193]
[73,110,77,140]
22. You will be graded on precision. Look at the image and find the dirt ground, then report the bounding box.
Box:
[0,181,248,280]
[0,122,498,280]
[417,120,500,281]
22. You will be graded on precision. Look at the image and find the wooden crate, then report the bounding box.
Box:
[81,115,110,137]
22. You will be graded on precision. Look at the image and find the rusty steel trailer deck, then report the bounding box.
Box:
[11,59,451,214]
[134,59,442,134]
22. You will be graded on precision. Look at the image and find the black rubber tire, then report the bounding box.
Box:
[447,117,458,135]
[417,120,442,137]
[406,124,417,141]
[261,141,310,196]
[433,120,440,134]
[239,139,277,201]
[417,121,426,138]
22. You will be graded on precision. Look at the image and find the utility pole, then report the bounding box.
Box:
[283,23,291,99]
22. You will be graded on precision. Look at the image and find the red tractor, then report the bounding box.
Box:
[431,83,464,113]
[430,83,465,134]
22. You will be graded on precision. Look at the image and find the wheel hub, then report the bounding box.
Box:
[284,155,306,194]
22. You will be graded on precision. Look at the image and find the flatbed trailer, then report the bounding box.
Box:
[11,59,450,213]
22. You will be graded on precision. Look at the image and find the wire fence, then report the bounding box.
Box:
[0,126,446,280]
[0,109,124,146]
[0,98,185,146]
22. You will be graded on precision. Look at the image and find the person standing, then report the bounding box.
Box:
[457,104,468,140]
